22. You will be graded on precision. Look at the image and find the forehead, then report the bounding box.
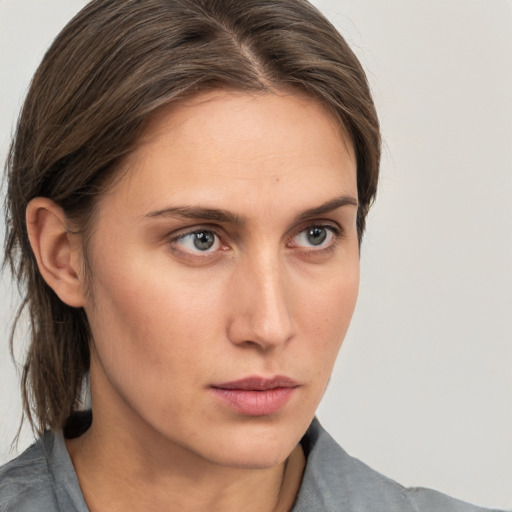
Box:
[142,88,351,153]
[99,89,357,220]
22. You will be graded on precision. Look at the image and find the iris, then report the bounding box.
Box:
[306,227,327,246]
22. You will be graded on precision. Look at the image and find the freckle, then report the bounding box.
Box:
[275,177,280,182]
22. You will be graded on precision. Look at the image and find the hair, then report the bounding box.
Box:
[4,0,380,435]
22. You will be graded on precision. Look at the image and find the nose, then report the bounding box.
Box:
[226,251,295,351]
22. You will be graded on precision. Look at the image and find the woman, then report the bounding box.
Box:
[0,1,505,511]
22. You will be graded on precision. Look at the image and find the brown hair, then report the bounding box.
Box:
[4,0,380,434]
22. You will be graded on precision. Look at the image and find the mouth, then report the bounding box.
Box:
[210,376,299,416]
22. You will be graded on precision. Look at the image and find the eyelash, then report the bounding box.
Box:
[168,222,343,258]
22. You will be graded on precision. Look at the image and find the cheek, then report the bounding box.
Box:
[85,252,225,375]
[301,261,360,365]
[84,260,217,426]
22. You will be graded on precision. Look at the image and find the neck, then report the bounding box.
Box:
[65,409,305,512]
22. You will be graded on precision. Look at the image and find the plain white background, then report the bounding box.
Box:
[0,1,511,509]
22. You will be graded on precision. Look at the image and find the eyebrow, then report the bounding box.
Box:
[295,195,359,222]
[146,205,243,225]
[145,194,358,225]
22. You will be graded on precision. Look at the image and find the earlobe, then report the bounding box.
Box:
[26,198,86,308]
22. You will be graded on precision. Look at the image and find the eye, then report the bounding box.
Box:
[289,225,338,249]
[174,230,221,253]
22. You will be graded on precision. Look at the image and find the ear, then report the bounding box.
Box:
[26,198,86,308]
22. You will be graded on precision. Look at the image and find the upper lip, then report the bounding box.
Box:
[212,376,299,391]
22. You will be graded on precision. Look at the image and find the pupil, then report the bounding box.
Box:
[307,227,327,246]
[193,231,215,250]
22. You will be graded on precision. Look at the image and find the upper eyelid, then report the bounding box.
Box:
[175,229,218,240]
[297,221,340,231]
[289,220,342,238]
[170,224,224,241]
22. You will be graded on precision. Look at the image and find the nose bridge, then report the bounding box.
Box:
[228,245,294,349]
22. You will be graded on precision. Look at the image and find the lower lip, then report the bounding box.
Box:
[210,387,296,416]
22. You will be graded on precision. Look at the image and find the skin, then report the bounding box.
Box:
[27,89,360,511]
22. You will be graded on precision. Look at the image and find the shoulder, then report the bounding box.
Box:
[293,418,504,512]
[0,434,59,512]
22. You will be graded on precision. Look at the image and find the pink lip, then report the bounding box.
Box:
[210,376,299,416]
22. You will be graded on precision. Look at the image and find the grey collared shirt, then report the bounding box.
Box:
[0,418,505,511]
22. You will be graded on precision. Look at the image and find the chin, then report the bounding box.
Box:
[197,416,309,469]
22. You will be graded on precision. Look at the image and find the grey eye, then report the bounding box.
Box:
[175,230,220,253]
[291,225,336,249]
[306,227,327,246]
[193,231,216,250]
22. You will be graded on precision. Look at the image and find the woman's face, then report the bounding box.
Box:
[82,89,359,468]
